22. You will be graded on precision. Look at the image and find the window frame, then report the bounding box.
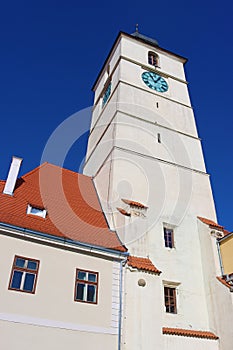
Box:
[27,204,47,218]
[164,286,177,314]
[8,255,40,294]
[163,227,175,248]
[102,81,112,108]
[74,268,99,305]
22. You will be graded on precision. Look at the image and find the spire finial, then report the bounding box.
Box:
[135,23,139,33]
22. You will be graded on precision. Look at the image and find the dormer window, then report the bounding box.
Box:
[148,51,159,67]
[27,204,47,218]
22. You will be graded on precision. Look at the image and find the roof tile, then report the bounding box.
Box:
[162,327,219,340]
[0,163,126,252]
[127,256,161,274]
[198,217,225,231]
[122,198,148,209]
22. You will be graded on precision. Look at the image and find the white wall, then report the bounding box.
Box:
[0,232,121,349]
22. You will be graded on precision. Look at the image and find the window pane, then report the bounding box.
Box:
[11,270,23,289]
[30,208,43,216]
[76,283,85,300]
[87,285,96,302]
[88,273,97,282]
[27,261,37,270]
[78,271,86,280]
[23,273,35,292]
[15,258,25,268]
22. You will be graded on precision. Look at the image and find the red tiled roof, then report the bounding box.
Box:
[127,256,161,274]
[0,163,126,252]
[117,207,131,216]
[216,276,233,289]
[122,198,148,209]
[197,217,225,232]
[162,327,219,340]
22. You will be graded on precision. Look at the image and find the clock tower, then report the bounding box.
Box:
[84,30,216,243]
[83,31,231,350]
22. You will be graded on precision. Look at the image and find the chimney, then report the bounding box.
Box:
[3,156,23,195]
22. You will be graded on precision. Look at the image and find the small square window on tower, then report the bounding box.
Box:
[164,286,177,314]
[8,255,40,294]
[163,227,174,248]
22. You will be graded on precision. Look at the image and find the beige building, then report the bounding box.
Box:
[0,161,128,350]
[219,232,233,275]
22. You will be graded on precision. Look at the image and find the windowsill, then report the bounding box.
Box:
[26,214,47,220]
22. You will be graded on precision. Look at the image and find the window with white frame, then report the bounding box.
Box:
[27,204,47,218]
[9,255,40,294]
[74,269,98,304]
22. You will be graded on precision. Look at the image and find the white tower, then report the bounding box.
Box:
[84,31,216,239]
[84,31,232,349]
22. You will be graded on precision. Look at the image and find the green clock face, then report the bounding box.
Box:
[141,71,168,92]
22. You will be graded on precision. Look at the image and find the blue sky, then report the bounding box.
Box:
[0,1,232,229]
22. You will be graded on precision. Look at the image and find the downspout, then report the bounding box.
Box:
[118,256,128,350]
[216,240,224,276]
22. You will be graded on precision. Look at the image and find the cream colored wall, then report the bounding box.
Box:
[0,320,118,350]
[163,334,219,350]
[122,269,163,350]
[0,232,120,349]
[220,235,233,274]
[120,36,186,81]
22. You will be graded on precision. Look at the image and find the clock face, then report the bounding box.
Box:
[141,71,168,92]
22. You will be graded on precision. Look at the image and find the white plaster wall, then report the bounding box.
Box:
[197,221,233,350]
[117,82,198,137]
[0,320,118,350]
[91,65,120,130]
[94,40,121,103]
[119,59,190,106]
[122,269,163,350]
[0,232,120,349]
[163,335,219,350]
[114,112,206,172]
[120,36,186,81]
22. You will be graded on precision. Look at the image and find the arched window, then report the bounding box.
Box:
[148,51,159,67]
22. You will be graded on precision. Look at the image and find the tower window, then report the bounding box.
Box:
[9,255,40,294]
[157,133,161,143]
[164,227,174,248]
[102,82,111,108]
[74,269,98,304]
[164,286,177,313]
[148,51,159,67]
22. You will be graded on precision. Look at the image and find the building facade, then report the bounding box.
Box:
[219,232,233,275]
[0,161,127,350]
[84,31,233,349]
[0,31,232,350]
